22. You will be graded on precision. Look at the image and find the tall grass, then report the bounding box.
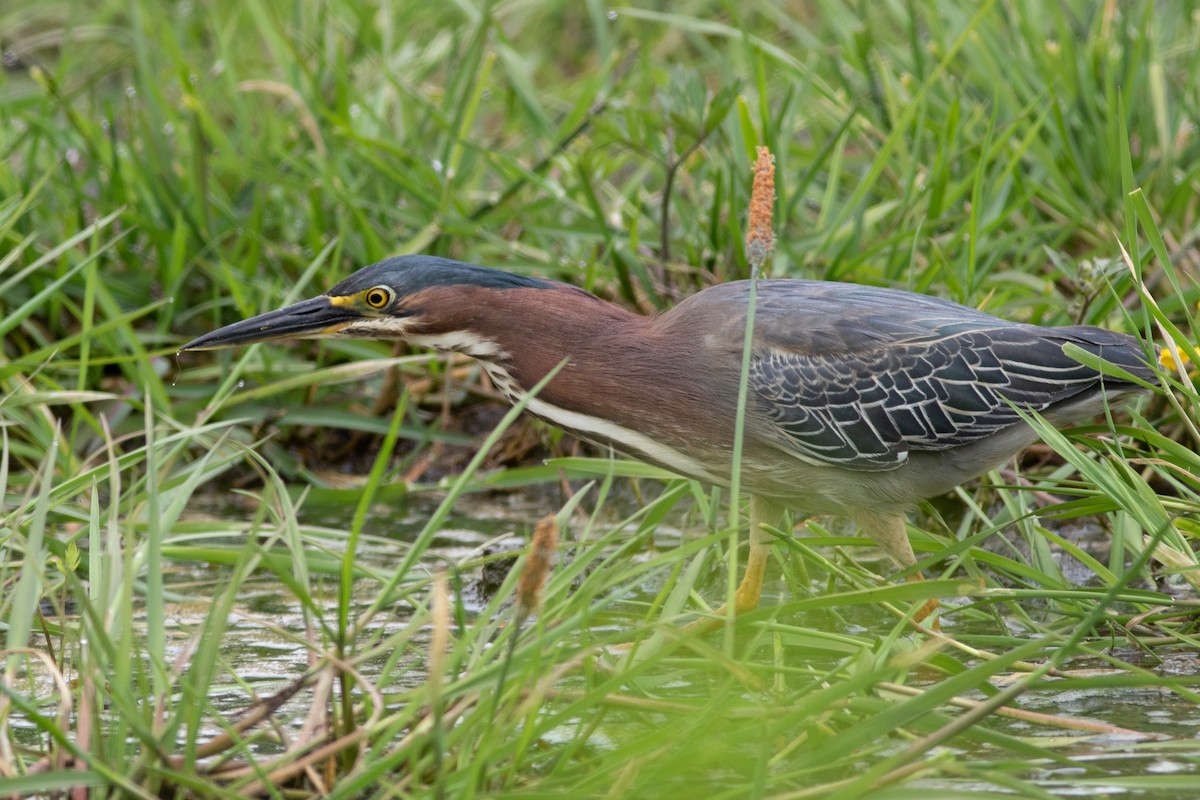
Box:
[2,0,1198,796]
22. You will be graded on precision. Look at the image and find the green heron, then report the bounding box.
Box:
[183,256,1156,622]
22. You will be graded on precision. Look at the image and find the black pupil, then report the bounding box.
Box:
[369,291,385,306]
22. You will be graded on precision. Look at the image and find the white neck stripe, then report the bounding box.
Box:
[525,395,720,483]
[478,362,718,483]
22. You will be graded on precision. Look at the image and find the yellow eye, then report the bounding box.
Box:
[364,286,393,309]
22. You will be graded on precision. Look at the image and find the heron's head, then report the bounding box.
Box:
[180,256,555,351]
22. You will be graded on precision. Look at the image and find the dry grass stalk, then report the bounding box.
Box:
[429,571,451,690]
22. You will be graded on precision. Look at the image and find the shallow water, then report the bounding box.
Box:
[253,498,1195,753]
[12,491,1199,795]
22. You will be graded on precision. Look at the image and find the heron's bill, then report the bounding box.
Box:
[180,296,359,350]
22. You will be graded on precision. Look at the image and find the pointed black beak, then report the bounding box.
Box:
[180,296,361,351]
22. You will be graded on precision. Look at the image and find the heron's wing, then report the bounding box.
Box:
[749,311,1147,472]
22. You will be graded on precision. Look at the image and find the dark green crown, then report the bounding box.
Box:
[329,256,554,297]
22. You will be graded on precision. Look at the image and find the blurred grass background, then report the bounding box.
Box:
[2,0,1199,797]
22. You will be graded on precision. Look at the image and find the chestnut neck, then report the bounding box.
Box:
[408,283,739,462]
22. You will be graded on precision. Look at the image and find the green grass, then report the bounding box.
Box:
[2,0,1200,796]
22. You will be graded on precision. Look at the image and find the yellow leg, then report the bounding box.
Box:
[683,496,788,635]
[850,509,938,624]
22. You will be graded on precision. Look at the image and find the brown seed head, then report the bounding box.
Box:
[517,514,559,614]
[746,146,776,273]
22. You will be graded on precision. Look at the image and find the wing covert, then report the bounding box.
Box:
[749,324,1144,471]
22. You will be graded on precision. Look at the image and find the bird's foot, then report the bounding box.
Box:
[912,597,941,632]
[676,569,766,636]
